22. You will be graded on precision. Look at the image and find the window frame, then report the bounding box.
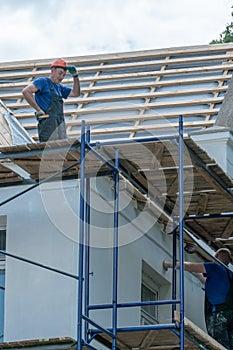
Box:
[141,265,160,325]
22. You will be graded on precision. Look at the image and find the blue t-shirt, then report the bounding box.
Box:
[33,77,71,112]
[204,262,231,305]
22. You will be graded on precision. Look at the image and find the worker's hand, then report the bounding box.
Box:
[67,65,78,75]
[35,110,47,121]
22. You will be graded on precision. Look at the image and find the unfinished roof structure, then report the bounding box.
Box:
[0,43,233,350]
[1,43,233,140]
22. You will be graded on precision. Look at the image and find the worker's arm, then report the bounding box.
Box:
[66,65,81,97]
[22,84,42,113]
[163,259,206,274]
[69,75,81,97]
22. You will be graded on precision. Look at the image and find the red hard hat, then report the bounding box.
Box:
[50,58,67,70]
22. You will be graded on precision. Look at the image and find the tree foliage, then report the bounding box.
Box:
[210,23,233,44]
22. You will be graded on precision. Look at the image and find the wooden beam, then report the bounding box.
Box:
[1,86,228,105]
[12,96,223,116]
[1,63,233,82]
[0,42,233,69]
[0,74,231,93]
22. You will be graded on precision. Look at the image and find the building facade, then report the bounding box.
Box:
[0,43,232,349]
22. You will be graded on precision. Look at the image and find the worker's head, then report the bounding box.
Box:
[50,58,67,84]
[215,248,232,265]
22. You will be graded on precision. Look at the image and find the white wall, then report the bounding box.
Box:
[190,127,233,180]
[1,176,206,343]
[3,181,79,341]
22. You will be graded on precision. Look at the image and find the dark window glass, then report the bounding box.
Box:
[141,283,158,319]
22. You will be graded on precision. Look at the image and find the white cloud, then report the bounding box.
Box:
[0,0,232,62]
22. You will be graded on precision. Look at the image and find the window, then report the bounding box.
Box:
[141,262,160,325]
[141,282,159,324]
[0,229,6,258]
[0,216,6,343]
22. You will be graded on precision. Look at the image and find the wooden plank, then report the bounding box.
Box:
[26,121,214,140]
[1,63,233,83]
[0,86,228,104]
[0,43,232,70]
[0,74,232,94]
[63,114,217,128]
[60,86,228,105]
[13,96,223,117]
[72,74,232,93]
[13,52,233,76]
[221,218,233,238]
[65,113,216,127]
[81,63,233,81]
[15,108,220,124]
[18,110,220,133]
[0,105,14,146]
[53,121,215,138]
[44,52,233,72]
[0,337,77,349]
[68,96,222,113]
[72,88,224,108]
[174,311,226,350]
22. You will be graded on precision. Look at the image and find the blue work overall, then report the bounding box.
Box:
[38,79,67,142]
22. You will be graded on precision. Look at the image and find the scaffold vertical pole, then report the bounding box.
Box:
[178,115,185,350]
[172,221,177,322]
[112,150,119,350]
[77,120,86,350]
[84,125,91,344]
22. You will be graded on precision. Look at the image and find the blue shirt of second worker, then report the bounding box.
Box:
[204,262,232,305]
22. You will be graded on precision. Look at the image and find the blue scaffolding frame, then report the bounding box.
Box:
[76,116,185,350]
[1,115,231,349]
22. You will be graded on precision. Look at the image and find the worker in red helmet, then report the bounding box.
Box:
[22,58,80,142]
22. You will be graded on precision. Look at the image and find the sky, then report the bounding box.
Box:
[0,0,232,63]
